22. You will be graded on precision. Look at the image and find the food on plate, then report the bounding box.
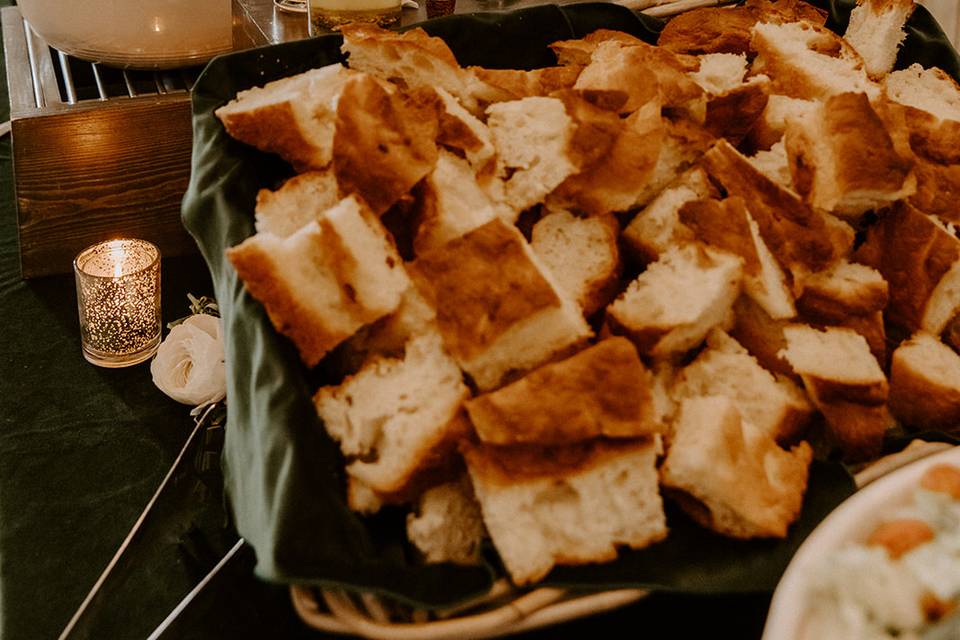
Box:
[215,0,960,585]
[801,463,960,639]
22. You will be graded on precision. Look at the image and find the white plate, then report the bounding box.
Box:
[762,445,960,640]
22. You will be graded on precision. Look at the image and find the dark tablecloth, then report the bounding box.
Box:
[0,1,774,637]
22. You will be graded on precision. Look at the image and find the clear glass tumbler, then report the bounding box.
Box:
[74,239,162,368]
[308,0,402,34]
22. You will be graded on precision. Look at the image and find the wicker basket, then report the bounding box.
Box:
[285,1,955,636]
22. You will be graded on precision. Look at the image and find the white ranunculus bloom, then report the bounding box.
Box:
[151,314,226,406]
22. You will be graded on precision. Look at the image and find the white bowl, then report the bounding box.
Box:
[19,0,233,70]
[763,445,960,640]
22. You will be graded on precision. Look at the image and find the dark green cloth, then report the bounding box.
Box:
[185,0,960,609]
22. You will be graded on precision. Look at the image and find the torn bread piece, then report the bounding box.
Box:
[413,150,507,255]
[691,52,771,143]
[407,476,487,565]
[486,96,579,212]
[889,333,960,430]
[215,63,355,171]
[784,92,915,219]
[856,201,960,333]
[314,332,470,509]
[411,218,591,391]
[607,243,743,359]
[672,330,813,443]
[660,395,812,539]
[796,259,889,320]
[466,337,662,446]
[531,209,621,316]
[462,438,667,586]
[622,168,714,264]
[227,196,410,367]
[781,325,891,460]
[844,0,916,79]
[748,94,817,152]
[679,196,796,319]
[468,65,583,103]
[748,140,793,191]
[631,118,717,211]
[333,75,440,215]
[702,139,850,289]
[254,169,341,238]
[730,294,796,378]
[435,88,496,176]
[885,63,960,124]
[750,20,878,101]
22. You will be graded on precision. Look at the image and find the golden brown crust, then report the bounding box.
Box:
[465,338,661,445]
[889,341,960,430]
[678,197,761,275]
[815,399,890,461]
[855,201,960,331]
[550,29,662,66]
[340,23,460,68]
[704,78,771,145]
[410,219,561,363]
[218,102,323,172]
[468,66,583,102]
[460,438,654,487]
[796,277,889,320]
[333,76,441,215]
[730,295,796,378]
[702,139,842,276]
[908,158,960,223]
[804,374,889,406]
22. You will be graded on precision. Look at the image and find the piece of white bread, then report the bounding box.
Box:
[254,170,341,238]
[462,438,667,586]
[435,88,497,176]
[889,333,960,430]
[414,150,505,255]
[748,140,794,191]
[784,92,915,219]
[844,0,916,79]
[691,53,749,95]
[607,243,743,359]
[486,97,579,212]
[672,330,813,443]
[780,325,890,460]
[634,118,717,209]
[729,294,796,378]
[407,476,487,565]
[215,63,355,171]
[531,209,621,316]
[466,337,663,445]
[227,196,410,367]
[884,63,960,123]
[467,65,584,104]
[678,196,796,319]
[796,259,889,319]
[622,168,714,264]
[660,396,812,538]
[855,201,960,333]
[748,94,817,151]
[750,21,878,101]
[573,41,661,115]
[411,219,592,391]
[314,332,469,509]
[332,75,440,215]
[339,23,488,114]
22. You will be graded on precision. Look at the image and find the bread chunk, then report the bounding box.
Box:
[679,196,796,319]
[690,53,748,95]
[407,476,487,565]
[227,196,410,366]
[468,65,583,103]
[254,170,340,238]
[607,243,743,359]
[910,158,960,222]
[314,332,469,507]
[672,330,813,443]
[748,140,793,191]
[748,94,817,151]
[462,438,667,586]
[215,63,354,171]
[622,168,714,264]
[550,29,659,66]
[885,63,960,123]
[486,97,578,212]
[751,21,878,101]
[333,75,440,215]
[844,0,915,79]
[702,139,849,287]
[413,150,506,254]
[797,259,889,319]
[435,88,496,176]
[856,201,960,332]
[784,92,915,219]
[466,337,663,446]
[531,209,621,316]
[780,325,890,460]
[660,396,812,539]
[411,219,591,391]
[890,333,960,430]
[729,295,796,378]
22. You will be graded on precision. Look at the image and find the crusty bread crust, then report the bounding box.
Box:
[909,158,960,223]
[855,201,960,332]
[704,77,771,144]
[333,76,440,215]
[466,338,662,445]
[890,334,960,430]
[730,295,796,378]
[468,66,583,102]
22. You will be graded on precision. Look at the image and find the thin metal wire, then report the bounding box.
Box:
[23,19,44,108]
[122,69,137,97]
[153,71,167,95]
[90,63,108,100]
[57,50,77,104]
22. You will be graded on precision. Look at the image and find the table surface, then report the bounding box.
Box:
[0,1,773,638]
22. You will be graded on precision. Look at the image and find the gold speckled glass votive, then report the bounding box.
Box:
[73,239,161,368]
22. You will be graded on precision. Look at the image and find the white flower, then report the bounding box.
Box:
[151,314,226,406]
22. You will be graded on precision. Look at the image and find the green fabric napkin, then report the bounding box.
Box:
[181,1,958,608]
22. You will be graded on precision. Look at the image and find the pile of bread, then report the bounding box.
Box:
[215,0,960,586]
